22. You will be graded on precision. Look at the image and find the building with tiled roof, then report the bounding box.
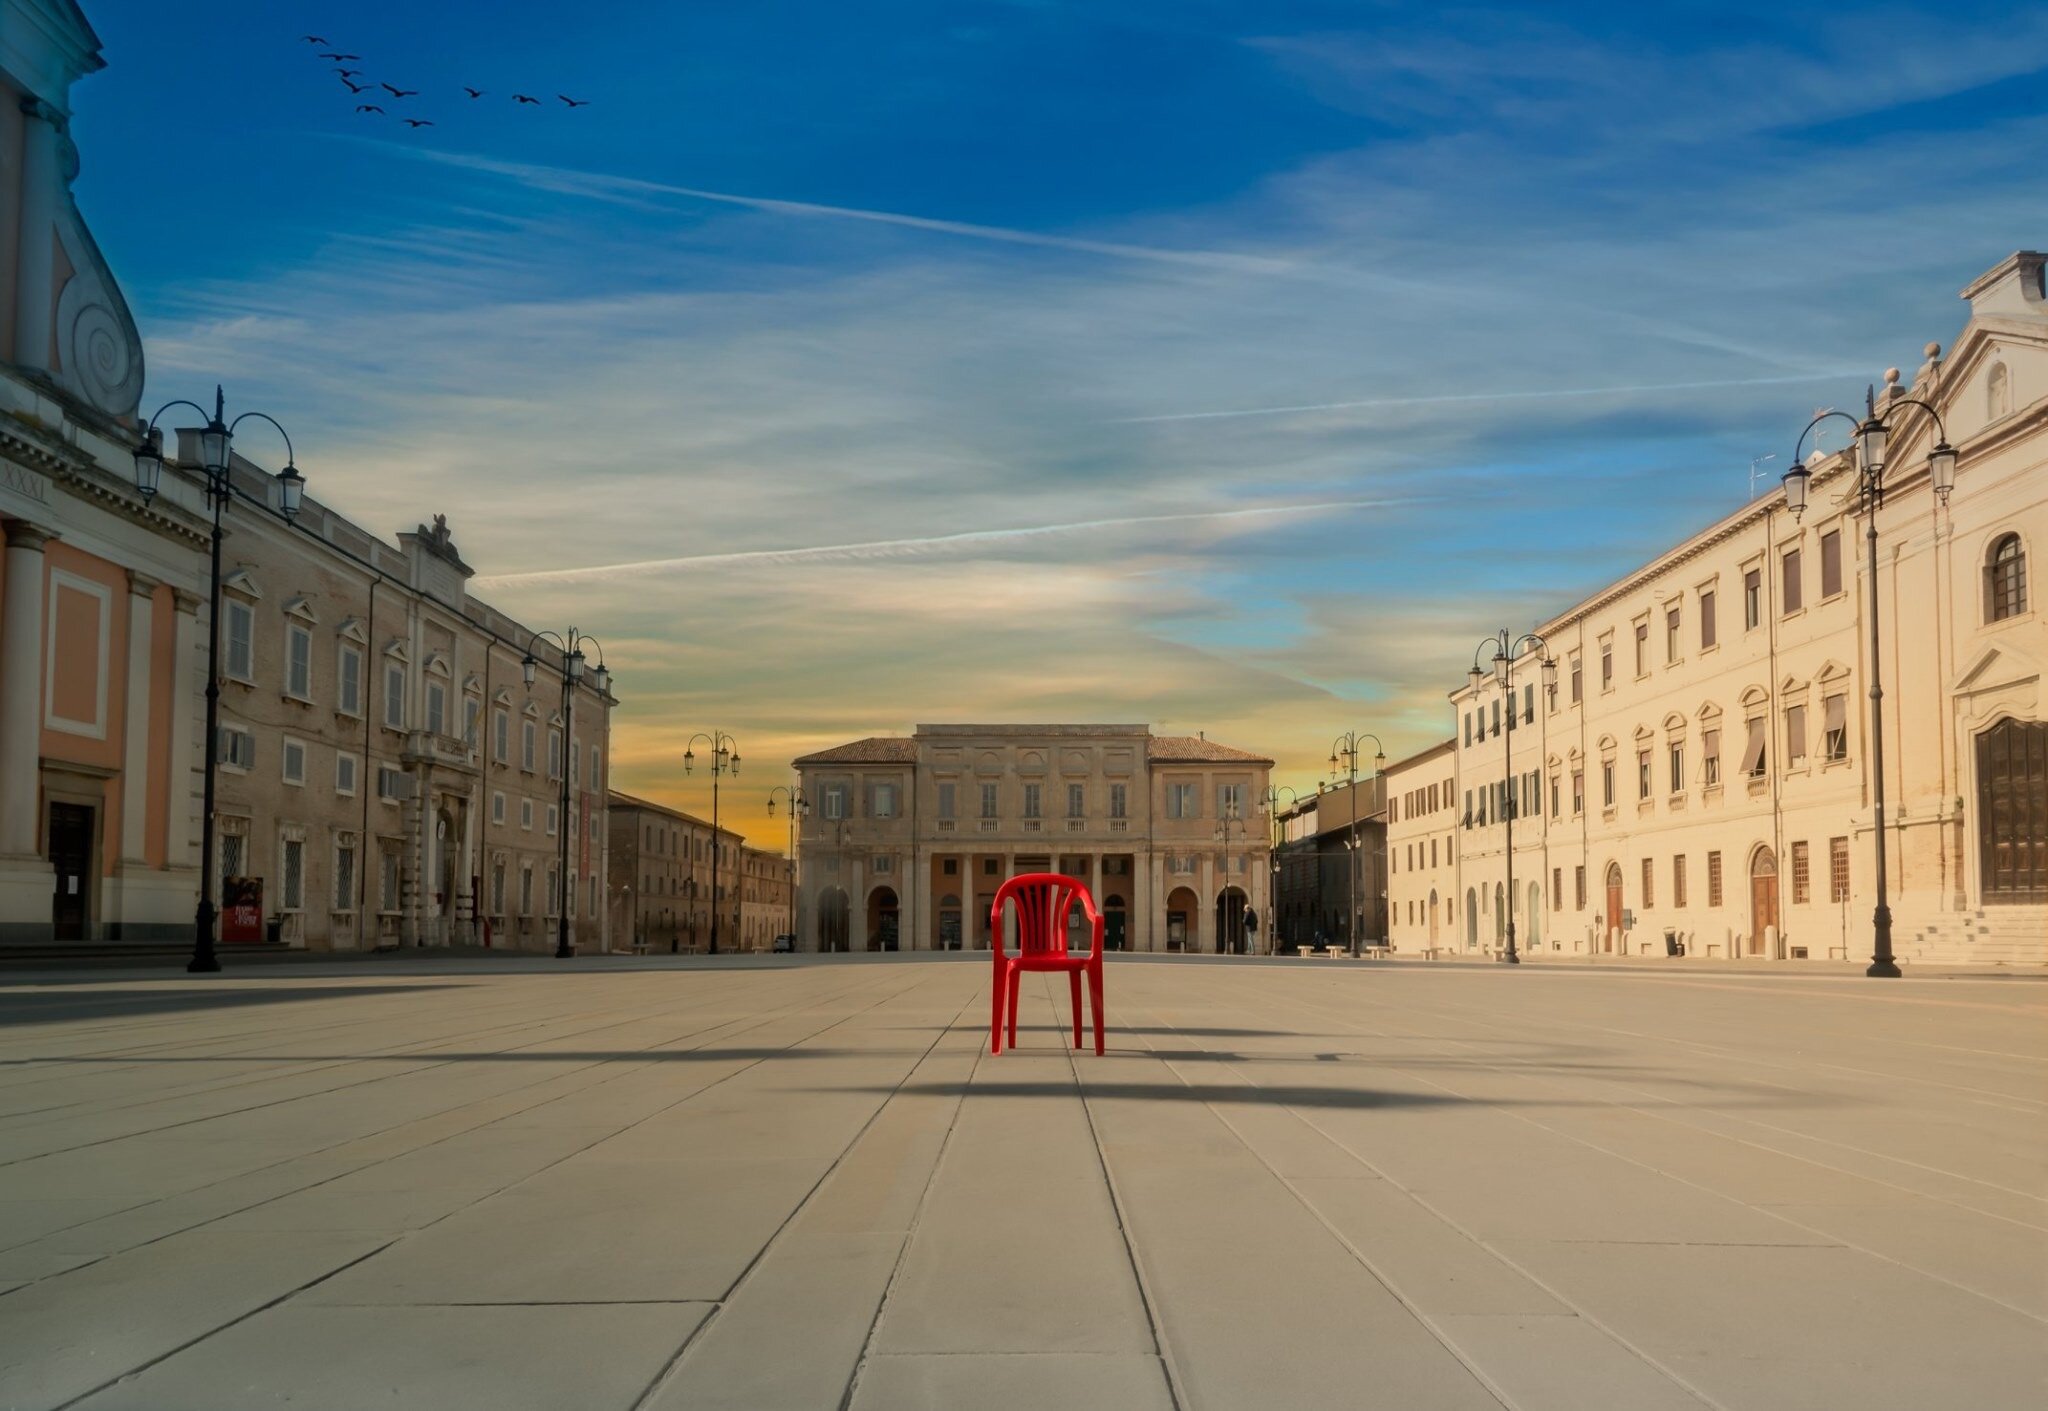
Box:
[793,724,1273,955]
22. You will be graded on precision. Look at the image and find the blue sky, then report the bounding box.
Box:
[72,1,2048,837]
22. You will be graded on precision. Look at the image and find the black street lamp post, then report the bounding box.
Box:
[767,784,807,944]
[521,629,609,959]
[1213,803,1250,953]
[1784,384,1957,978]
[1328,731,1385,956]
[684,732,740,954]
[1468,631,1557,965]
[133,387,303,974]
[1264,784,1301,951]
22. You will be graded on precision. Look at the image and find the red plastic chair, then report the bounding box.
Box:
[989,872,1105,1056]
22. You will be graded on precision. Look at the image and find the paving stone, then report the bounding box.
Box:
[849,1352,1175,1411]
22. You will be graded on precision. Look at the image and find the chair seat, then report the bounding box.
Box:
[1008,951,1092,972]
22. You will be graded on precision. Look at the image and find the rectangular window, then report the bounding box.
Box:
[1600,642,1613,690]
[1574,865,1587,910]
[520,866,533,915]
[1110,783,1127,819]
[1829,836,1849,903]
[1642,856,1655,907]
[1820,529,1842,598]
[426,681,446,737]
[1668,743,1684,794]
[377,766,406,801]
[286,624,312,700]
[1823,694,1847,761]
[1491,699,1501,736]
[1665,605,1680,662]
[1637,749,1651,800]
[1786,703,1808,766]
[980,783,998,819]
[1219,783,1245,817]
[491,860,505,915]
[384,663,406,729]
[1744,568,1762,629]
[339,645,362,716]
[225,600,254,682]
[1167,783,1197,818]
[1552,867,1563,911]
[1068,783,1085,818]
[494,708,509,762]
[1634,620,1649,676]
[1571,769,1584,815]
[281,837,304,911]
[548,729,562,780]
[1462,788,1472,827]
[546,804,558,836]
[1024,784,1041,819]
[938,782,956,819]
[381,849,401,913]
[335,752,357,796]
[1782,547,1803,614]
[1708,851,1724,907]
[1463,712,1472,746]
[1601,761,1615,808]
[1742,717,1768,778]
[1700,589,1717,649]
[1703,729,1721,786]
[334,839,356,911]
[1792,840,1811,904]
[219,725,256,770]
[1674,854,1688,908]
[873,783,898,818]
[521,799,534,830]
[1550,774,1561,818]
[282,738,307,785]
[1570,655,1583,703]
[521,719,536,771]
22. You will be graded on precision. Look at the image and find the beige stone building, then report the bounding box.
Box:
[1383,740,1459,952]
[793,725,1271,953]
[1400,252,2047,965]
[608,791,791,953]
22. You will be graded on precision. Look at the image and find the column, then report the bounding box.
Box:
[1145,853,1164,952]
[1197,853,1217,953]
[14,102,61,373]
[164,590,203,875]
[914,852,933,950]
[455,795,478,947]
[0,522,55,936]
[850,857,868,950]
[119,573,157,866]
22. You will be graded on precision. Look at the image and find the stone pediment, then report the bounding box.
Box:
[1953,640,2041,698]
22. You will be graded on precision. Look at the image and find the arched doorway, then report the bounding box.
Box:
[1464,888,1478,949]
[1527,882,1542,950]
[1604,863,1623,952]
[1216,887,1249,954]
[938,893,962,950]
[1428,889,1439,944]
[1165,886,1199,951]
[867,887,899,951]
[818,887,850,953]
[1749,847,1778,957]
[1104,897,1127,951]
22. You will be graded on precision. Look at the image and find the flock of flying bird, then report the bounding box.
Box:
[301,34,589,131]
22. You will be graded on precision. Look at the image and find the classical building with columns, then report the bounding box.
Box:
[793,725,1272,953]
[1398,252,2047,966]
[1,0,202,942]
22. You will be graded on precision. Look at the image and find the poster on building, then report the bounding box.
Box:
[221,877,264,943]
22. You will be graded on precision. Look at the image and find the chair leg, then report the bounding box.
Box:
[1069,970,1083,1048]
[1088,962,1105,1056]
[1007,967,1021,1048]
[990,962,1006,1055]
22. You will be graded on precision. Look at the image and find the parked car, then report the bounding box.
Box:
[771,933,796,954]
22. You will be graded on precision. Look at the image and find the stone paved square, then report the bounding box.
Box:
[0,954,2043,1410]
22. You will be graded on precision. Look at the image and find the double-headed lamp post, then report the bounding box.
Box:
[1264,784,1302,951]
[522,629,610,959]
[1329,732,1386,955]
[767,784,807,943]
[132,387,303,974]
[1468,631,1557,964]
[1213,802,1251,953]
[684,732,740,954]
[1784,382,1957,979]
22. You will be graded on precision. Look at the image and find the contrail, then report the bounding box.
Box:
[1113,371,1855,424]
[389,146,1296,275]
[474,498,1407,588]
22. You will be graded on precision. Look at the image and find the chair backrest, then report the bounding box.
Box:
[992,872,1101,959]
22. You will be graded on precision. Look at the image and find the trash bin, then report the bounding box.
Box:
[266,916,283,945]
[1663,928,1683,957]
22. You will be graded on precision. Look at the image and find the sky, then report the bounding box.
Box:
[71,1,2048,845]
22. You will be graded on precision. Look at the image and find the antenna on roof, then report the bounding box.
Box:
[1748,453,1777,500]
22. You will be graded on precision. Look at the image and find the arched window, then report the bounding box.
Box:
[1987,534,2027,623]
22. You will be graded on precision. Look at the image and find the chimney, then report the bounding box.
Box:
[1959,252,2047,319]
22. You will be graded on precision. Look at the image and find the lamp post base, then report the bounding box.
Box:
[188,900,221,974]
[1867,903,1899,977]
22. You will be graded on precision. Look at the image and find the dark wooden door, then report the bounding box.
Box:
[1604,868,1623,952]
[1979,719,2048,902]
[1750,853,1778,957]
[49,803,94,941]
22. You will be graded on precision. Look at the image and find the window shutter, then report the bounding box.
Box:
[1741,718,1767,776]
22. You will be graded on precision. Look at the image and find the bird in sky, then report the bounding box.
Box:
[337,68,363,77]
[340,77,368,93]
[380,83,418,98]
[320,52,360,61]
[404,118,435,128]
[513,93,541,104]
[355,104,384,114]
[463,86,485,98]
[301,35,328,45]
[558,94,590,107]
